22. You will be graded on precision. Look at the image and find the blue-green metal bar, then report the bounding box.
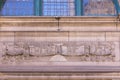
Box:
[112,0,120,15]
[75,0,82,16]
[39,0,42,16]
[0,0,6,11]
[34,0,42,16]
[34,0,39,16]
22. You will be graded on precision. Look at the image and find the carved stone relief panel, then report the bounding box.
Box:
[0,41,116,64]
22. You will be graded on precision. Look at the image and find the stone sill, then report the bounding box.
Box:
[0,16,119,32]
[0,65,120,73]
[0,16,117,22]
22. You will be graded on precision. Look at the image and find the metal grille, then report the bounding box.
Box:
[83,0,117,16]
[0,0,34,16]
[0,0,117,16]
[43,0,75,16]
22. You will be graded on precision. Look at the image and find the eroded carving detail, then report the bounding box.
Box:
[0,41,115,64]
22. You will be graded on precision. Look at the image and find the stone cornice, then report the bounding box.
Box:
[0,65,120,73]
[0,16,119,32]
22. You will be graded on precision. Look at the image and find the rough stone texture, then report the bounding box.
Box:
[0,41,116,64]
[0,17,120,65]
[0,16,120,79]
[0,72,119,80]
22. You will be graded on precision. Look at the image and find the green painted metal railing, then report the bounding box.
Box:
[34,0,42,16]
[0,0,6,11]
[75,0,83,16]
[112,0,120,15]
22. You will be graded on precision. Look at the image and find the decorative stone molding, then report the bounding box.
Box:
[0,16,120,77]
[0,17,119,32]
[0,41,116,64]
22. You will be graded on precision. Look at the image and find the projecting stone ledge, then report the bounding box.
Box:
[0,66,120,73]
[0,16,119,31]
[1,73,120,80]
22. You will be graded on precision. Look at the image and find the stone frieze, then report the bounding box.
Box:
[0,41,115,64]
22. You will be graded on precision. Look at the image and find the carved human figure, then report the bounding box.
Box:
[104,46,113,56]
[55,43,62,54]
[15,41,30,56]
[41,47,48,55]
[47,44,56,56]
[89,44,96,55]
[6,43,24,56]
[89,42,113,56]
[95,45,112,56]
[0,42,6,57]
[61,45,68,55]
[29,45,41,56]
[75,45,85,56]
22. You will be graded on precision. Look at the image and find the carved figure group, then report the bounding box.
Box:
[0,41,115,57]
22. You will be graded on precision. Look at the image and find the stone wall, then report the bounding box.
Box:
[0,16,120,80]
[0,32,118,65]
[0,17,120,66]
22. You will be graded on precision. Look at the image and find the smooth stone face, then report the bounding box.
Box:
[49,55,67,62]
[62,46,68,55]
